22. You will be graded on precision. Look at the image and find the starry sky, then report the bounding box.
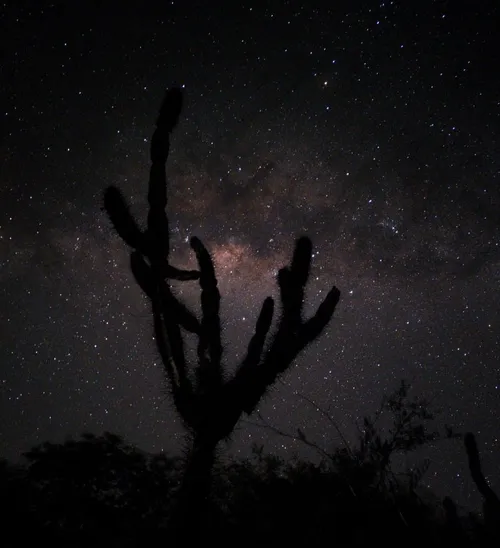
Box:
[1,1,499,511]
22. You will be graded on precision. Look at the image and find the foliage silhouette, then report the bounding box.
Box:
[103,87,340,542]
[2,419,499,547]
[246,380,462,510]
[1,433,183,547]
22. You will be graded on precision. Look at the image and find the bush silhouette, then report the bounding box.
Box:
[3,418,499,547]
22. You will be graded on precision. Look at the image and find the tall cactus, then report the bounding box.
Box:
[464,432,500,541]
[103,87,341,543]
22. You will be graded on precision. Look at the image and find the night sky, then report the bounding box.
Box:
[1,1,499,512]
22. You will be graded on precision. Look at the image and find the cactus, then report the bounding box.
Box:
[464,432,500,541]
[103,87,340,543]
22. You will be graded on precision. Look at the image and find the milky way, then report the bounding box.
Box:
[1,2,499,511]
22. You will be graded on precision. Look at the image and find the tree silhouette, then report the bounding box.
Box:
[103,87,340,543]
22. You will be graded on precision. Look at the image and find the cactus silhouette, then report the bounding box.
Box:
[464,432,500,541]
[103,87,340,544]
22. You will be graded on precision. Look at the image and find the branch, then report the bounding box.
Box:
[242,411,358,498]
[296,391,354,458]
[241,411,335,464]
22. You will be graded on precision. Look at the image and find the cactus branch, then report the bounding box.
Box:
[464,432,499,505]
[237,237,341,415]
